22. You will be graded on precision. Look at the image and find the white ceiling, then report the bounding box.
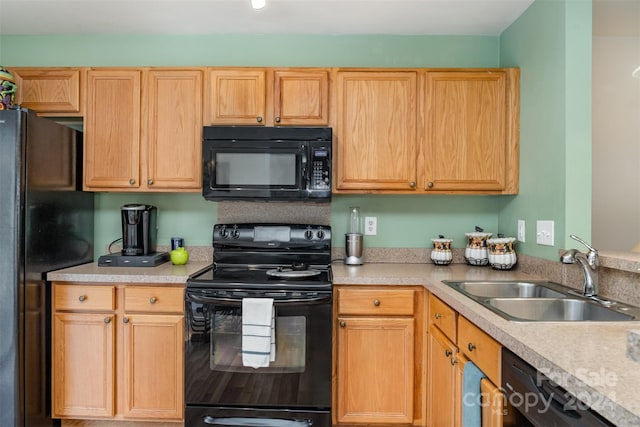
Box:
[0,0,536,36]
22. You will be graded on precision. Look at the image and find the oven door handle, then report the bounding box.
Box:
[203,416,312,427]
[185,292,331,306]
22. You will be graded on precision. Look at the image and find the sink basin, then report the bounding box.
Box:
[449,281,566,299]
[442,280,640,322]
[486,298,635,322]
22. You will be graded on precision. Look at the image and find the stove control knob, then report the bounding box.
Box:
[316,230,325,239]
[304,229,314,240]
[218,226,229,238]
[231,226,240,239]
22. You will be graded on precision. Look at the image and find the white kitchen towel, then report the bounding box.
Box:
[242,298,276,368]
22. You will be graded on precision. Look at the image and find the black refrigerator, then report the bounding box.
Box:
[0,108,94,427]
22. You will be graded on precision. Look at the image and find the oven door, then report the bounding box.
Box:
[184,288,332,425]
[203,140,307,201]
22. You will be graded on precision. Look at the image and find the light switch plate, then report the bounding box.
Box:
[536,220,554,246]
[517,220,526,242]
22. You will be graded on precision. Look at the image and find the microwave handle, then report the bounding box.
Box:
[301,150,308,189]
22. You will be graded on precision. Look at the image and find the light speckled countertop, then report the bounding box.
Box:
[47,261,211,283]
[48,260,640,426]
[332,262,640,427]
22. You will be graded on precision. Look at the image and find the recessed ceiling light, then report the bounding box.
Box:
[251,0,266,10]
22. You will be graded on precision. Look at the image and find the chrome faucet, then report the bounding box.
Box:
[560,235,599,297]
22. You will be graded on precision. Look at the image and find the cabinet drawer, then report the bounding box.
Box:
[54,284,115,311]
[124,286,184,313]
[428,294,457,342]
[337,287,415,315]
[458,316,502,385]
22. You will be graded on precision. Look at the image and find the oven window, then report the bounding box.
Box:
[212,308,306,373]
[216,153,297,187]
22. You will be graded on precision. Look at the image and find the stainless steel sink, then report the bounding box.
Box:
[450,281,566,299]
[442,280,640,322]
[486,297,635,322]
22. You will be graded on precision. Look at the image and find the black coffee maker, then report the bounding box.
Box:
[121,204,157,256]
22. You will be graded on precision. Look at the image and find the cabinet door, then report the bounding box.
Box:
[336,316,414,424]
[335,71,418,191]
[274,70,329,125]
[84,69,142,189]
[427,325,456,427]
[121,314,184,420]
[52,312,115,418]
[424,70,511,192]
[10,67,84,115]
[454,352,469,427]
[144,69,203,190]
[481,378,505,427]
[206,69,266,125]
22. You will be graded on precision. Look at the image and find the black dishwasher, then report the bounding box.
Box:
[502,348,615,427]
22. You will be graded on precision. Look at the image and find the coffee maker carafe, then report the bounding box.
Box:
[121,204,158,256]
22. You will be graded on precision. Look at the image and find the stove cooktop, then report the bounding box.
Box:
[187,264,332,290]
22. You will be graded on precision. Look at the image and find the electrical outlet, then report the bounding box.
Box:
[536,220,554,246]
[365,217,377,235]
[517,220,526,242]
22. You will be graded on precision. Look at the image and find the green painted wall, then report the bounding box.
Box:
[0,6,591,260]
[498,0,592,258]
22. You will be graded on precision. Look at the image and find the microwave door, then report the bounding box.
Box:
[206,146,305,200]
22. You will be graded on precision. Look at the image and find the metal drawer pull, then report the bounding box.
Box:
[129,178,135,185]
[434,313,441,319]
[468,343,476,351]
[78,295,86,302]
[104,317,111,324]
[373,299,380,306]
[339,320,346,327]
[149,296,157,304]
[123,317,129,323]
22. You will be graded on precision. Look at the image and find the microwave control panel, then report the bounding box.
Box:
[310,148,331,190]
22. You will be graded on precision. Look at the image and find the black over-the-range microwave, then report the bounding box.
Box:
[202,126,332,202]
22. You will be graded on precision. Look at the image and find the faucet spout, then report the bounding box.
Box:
[560,235,599,297]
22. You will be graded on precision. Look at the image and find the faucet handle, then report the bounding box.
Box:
[569,234,598,254]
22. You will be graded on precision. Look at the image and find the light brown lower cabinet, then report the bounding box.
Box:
[427,293,505,427]
[52,283,184,422]
[333,285,425,425]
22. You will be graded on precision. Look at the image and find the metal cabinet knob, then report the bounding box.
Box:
[339,320,346,328]
[445,349,452,357]
[104,317,111,324]
[468,343,476,352]
[149,296,157,304]
[373,299,380,306]
[123,317,130,324]
[451,357,457,366]
[427,181,434,188]
[434,313,441,319]
[275,117,281,123]
[129,178,135,185]
[147,179,153,185]
[256,116,263,123]
[78,295,86,302]
[409,181,416,188]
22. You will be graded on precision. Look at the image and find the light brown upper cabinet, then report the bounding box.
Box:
[205,68,329,126]
[333,68,520,195]
[334,70,419,192]
[423,69,520,194]
[84,68,203,192]
[9,67,85,116]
